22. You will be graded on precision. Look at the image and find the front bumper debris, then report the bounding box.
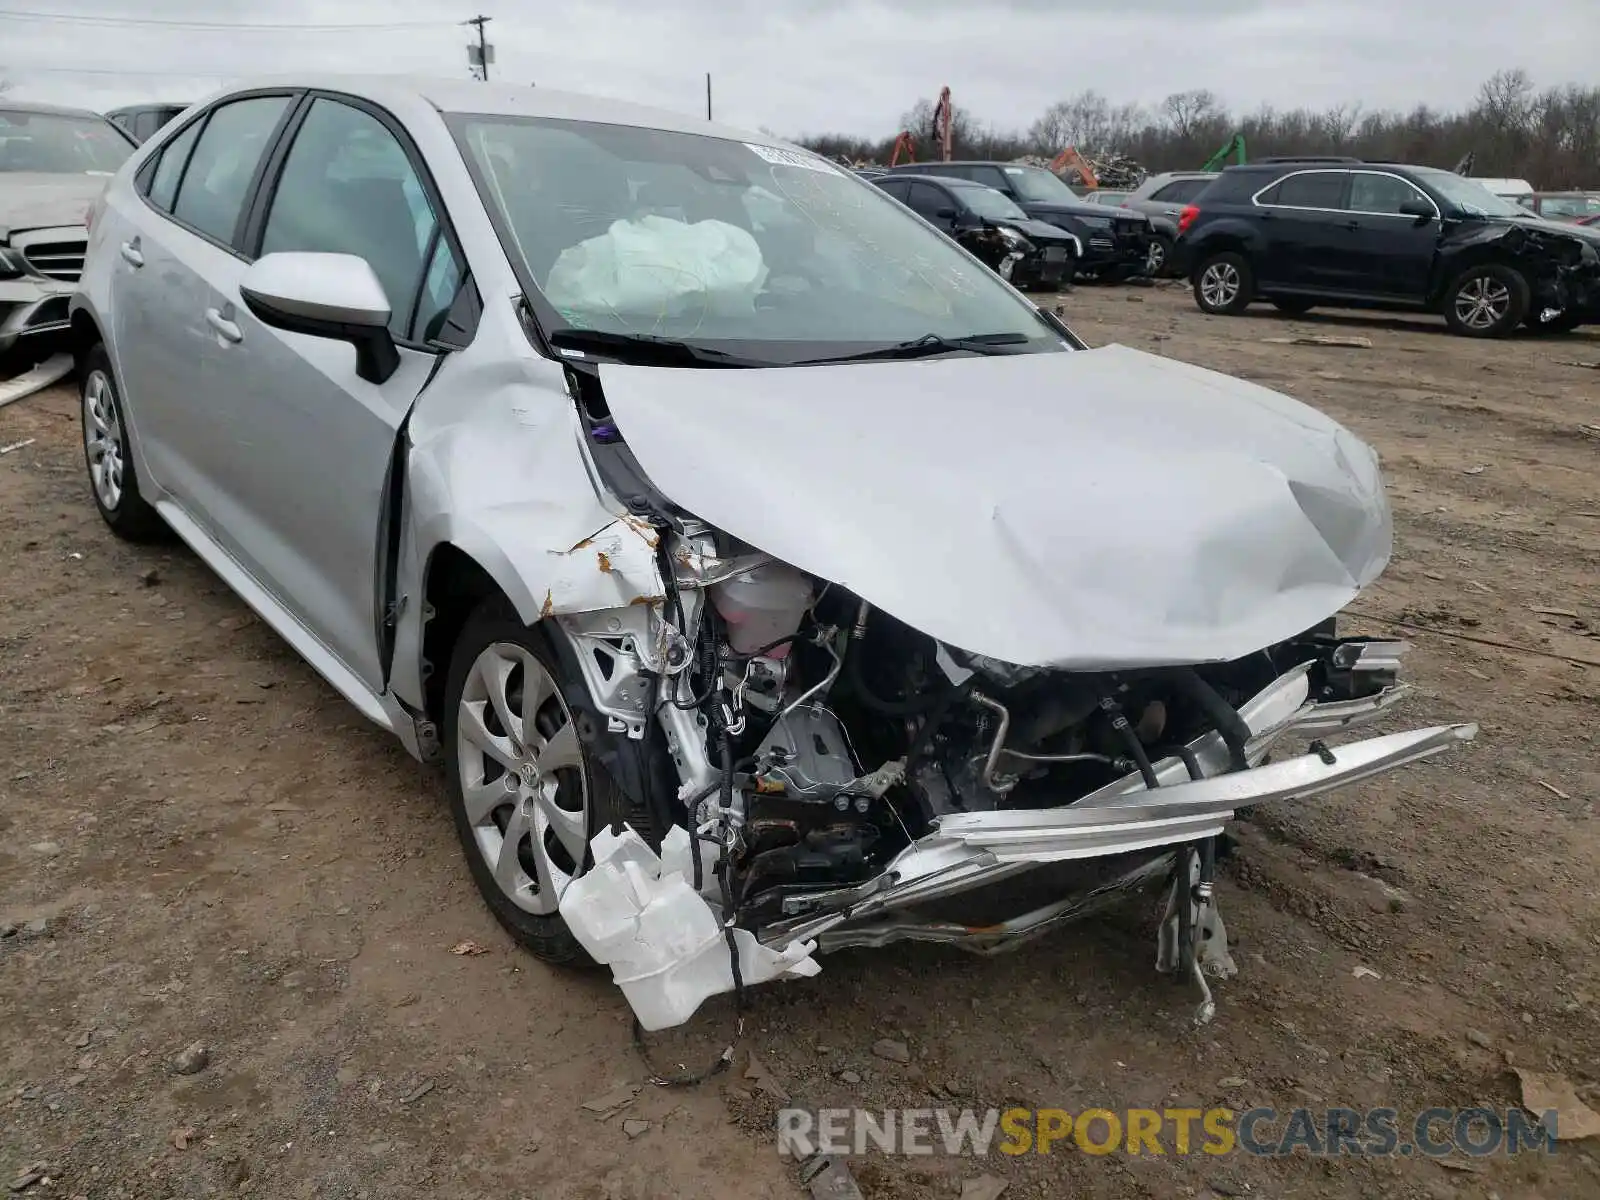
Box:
[568,643,1476,1030]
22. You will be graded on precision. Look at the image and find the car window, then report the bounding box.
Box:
[171,96,291,246]
[1152,179,1206,203]
[874,179,907,201]
[1261,171,1347,210]
[1348,173,1430,215]
[1542,196,1600,219]
[259,98,441,341]
[147,119,203,212]
[411,232,464,343]
[971,166,1009,190]
[905,182,950,219]
[0,108,134,174]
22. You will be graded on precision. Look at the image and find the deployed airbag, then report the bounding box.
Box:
[545,215,768,320]
[597,343,1393,670]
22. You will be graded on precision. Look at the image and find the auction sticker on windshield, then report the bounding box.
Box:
[743,143,840,174]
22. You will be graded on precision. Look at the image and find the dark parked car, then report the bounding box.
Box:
[105,103,190,145]
[1174,158,1600,337]
[887,160,1151,280]
[873,174,1081,290]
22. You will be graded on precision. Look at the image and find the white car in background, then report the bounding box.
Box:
[68,75,1473,1031]
[1,101,135,357]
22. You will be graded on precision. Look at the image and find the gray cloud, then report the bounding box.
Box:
[3,0,1595,139]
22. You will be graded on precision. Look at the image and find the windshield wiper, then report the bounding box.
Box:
[797,332,1034,366]
[547,329,767,368]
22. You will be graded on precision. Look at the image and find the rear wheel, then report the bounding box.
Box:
[442,599,650,964]
[1442,264,1529,338]
[80,344,166,542]
[1193,252,1253,315]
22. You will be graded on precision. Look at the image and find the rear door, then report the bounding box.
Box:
[108,93,295,511]
[1343,171,1440,299]
[1251,169,1353,291]
[192,93,465,692]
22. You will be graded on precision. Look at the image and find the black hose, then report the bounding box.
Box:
[1155,743,1206,782]
[1174,668,1250,772]
[714,728,745,1008]
[1098,691,1160,789]
[844,604,945,717]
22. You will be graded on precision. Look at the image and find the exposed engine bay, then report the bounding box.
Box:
[553,516,1474,1032]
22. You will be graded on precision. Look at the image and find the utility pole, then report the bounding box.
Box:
[465,15,492,82]
[705,73,712,120]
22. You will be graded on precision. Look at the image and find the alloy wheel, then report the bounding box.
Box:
[455,642,589,915]
[83,370,124,511]
[1146,240,1167,274]
[1199,261,1239,307]
[1454,275,1511,331]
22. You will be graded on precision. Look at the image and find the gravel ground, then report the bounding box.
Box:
[3,285,1598,1199]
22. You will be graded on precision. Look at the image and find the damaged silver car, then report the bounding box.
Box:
[1,101,134,359]
[70,78,1476,1032]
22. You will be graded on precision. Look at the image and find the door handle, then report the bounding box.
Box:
[205,307,242,343]
[119,239,143,268]
[1342,221,1360,231]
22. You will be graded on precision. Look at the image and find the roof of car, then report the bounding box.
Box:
[890,160,1043,170]
[880,173,990,189]
[217,74,786,147]
[0,99,110,120]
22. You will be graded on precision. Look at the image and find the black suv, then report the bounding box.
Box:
[872,174,1081,289]
[887,161,1152,280]
[1175,157,1600,337]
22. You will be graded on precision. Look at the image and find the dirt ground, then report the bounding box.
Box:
[3,286,1599,1200]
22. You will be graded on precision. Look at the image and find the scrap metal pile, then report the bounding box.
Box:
[1011,152,1147,191]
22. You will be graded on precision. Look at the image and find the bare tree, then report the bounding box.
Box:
[1161,89,1221,139]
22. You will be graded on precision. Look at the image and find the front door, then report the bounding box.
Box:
[193,94,463,693]
[1342,171,1442,300]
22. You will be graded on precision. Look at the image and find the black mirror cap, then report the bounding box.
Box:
[239,289,401,385]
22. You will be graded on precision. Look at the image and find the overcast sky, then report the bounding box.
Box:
[3,1,1596,138]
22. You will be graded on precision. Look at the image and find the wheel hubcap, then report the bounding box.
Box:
[83,370,123,511]
[456,643,588,915]
[1147,241,1166,272]
[1200,262,1239,307]
[1455,276,1510,330]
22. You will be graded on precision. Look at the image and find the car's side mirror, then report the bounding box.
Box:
[935,206,957,220]
[1398,199,1434,224]
[238,251,400,384]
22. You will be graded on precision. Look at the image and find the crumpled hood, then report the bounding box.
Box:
[598,343,1393,670]
[0,173,108,239]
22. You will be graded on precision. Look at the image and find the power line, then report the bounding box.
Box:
[464,15,491,83]
[0,8,455,31]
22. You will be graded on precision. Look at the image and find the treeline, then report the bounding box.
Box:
[796,71,1600,188]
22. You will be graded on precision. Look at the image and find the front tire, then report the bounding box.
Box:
[1193,252,1253,315]
[80,344,166,542]
[1145,235,1172,277]
[1442,264,1529,338]
[442,599,643,964]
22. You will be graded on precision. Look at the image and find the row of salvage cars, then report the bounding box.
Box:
[17,76,1476,1031]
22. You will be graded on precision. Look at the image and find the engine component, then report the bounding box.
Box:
[754,704,857,797]
[709,561,812,657]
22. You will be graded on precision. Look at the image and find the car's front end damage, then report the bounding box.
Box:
[1440,219,1600,327]
[528,344,1478,1032]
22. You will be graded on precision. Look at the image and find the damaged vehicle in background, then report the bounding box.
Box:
[871,173,1081,290]
[1176,158,1600,336]
[70,78,1476,1035]
[887,159,1154,282]
[1,101,135,361]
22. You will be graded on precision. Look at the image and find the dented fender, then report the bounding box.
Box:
[384,334,667,713]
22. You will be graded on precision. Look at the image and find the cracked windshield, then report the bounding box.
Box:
[454,116,1061,355]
